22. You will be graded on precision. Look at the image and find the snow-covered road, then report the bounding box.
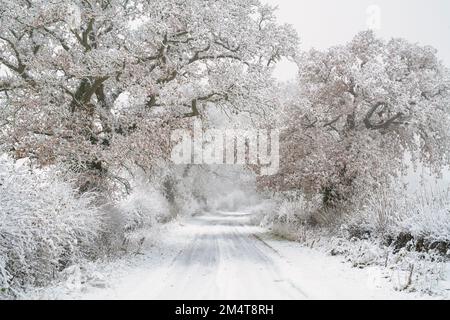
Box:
[47,211,426,300]
[148,211,308,299]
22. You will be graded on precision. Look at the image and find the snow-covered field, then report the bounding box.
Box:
[32,211,450,300]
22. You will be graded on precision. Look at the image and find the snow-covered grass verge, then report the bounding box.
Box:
[268,223,449,297]
[258,233,442,300]
[261,186,450,298]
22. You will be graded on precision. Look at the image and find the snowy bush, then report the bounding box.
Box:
[111,183,172,253]
[261,192,323,227]
[257,181,450,294]
[169,175,204,217]
[0,158,207,297]
[350,184,450,244]
[0,156,103,296]
[245,199,279,225]
[118,185,171,231]
[266,178,450,250]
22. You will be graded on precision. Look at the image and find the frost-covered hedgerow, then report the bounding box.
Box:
[350,184,450,245]
[96,164,206,255]
[0,156,103,296]
[0,157,208,297]
[105,183,172,254]
[261,182,450,294]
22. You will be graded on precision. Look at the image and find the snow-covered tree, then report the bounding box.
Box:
[261,31,450,207]
[0,0,298,190]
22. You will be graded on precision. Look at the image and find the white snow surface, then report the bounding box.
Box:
[34,211,449,300]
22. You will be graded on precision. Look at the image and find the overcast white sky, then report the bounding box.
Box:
[264,0,450,80]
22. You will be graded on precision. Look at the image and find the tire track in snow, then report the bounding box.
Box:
[151,211,308,299]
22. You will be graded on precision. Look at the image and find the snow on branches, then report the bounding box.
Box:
[0,0,298,190]
[261,31,450,209]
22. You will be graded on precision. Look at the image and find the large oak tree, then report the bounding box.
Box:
[0,0,298,190]
[262,31,450,208]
